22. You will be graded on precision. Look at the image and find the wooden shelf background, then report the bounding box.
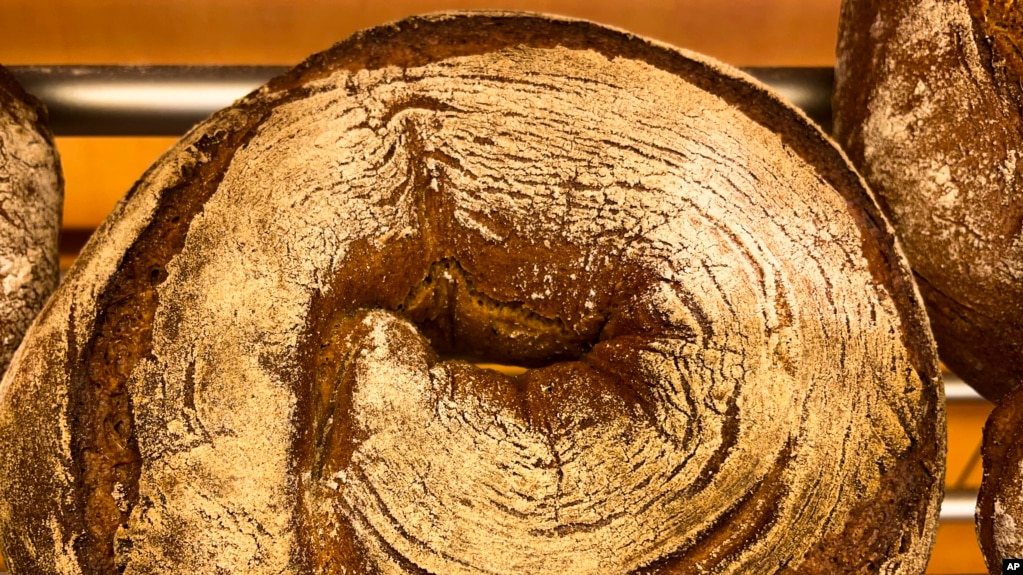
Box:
[0,1,995,573]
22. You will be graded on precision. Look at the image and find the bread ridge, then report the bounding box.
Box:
[0,12,943,575]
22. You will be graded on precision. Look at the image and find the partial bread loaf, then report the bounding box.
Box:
[0,65,62,379]
[0,13,944,575]
[833,5,1023,570]
[979,382,1023,573]
[833,0,1023,402]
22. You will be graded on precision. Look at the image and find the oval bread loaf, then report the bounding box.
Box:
[0,65,62,379]
[0,12,944,575]
[833,0,1023,403]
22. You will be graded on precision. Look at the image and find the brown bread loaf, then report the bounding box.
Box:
[0,12,944,575]
[0,65,62,381]
[833,0,1023,403]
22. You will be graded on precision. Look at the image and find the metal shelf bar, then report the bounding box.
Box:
[8,65,834,136]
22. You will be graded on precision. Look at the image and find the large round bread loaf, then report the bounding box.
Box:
[0,65,62,380]
[833,0,1023,402]
[0,12,944,575]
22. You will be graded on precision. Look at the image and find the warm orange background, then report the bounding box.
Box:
[0,1,992,573]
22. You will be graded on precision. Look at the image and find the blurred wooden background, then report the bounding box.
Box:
[0,1,993,573]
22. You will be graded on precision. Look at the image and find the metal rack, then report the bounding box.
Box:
[9,65,835,136]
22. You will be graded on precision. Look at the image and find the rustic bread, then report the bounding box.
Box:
[0,12,944,575]
[0,65,61,379]
[833,0,1023,403]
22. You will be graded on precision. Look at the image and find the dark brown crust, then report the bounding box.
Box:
[831,0,878,181]
[967,0,1023,81]
[835,3,1023,568]
[912,270,1023,401]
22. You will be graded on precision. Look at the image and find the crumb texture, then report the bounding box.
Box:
[0,13,943,575]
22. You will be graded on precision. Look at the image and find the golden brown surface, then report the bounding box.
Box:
[0,0,992,572]
[0,12,943,574]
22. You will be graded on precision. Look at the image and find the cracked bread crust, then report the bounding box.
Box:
[0,65,62,380]
[0,12,943,575]
[834,6,1023,568]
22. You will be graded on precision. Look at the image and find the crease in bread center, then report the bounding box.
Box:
[397,257,601,372]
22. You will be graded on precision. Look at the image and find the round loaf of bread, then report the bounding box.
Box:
[833,0,1023,402]
[0,65,62,380]
[0,12,944,575]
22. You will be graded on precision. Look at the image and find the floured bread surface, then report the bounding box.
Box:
[833,0,1023,402]
[0,12,944,575]
[0,66,61,378]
